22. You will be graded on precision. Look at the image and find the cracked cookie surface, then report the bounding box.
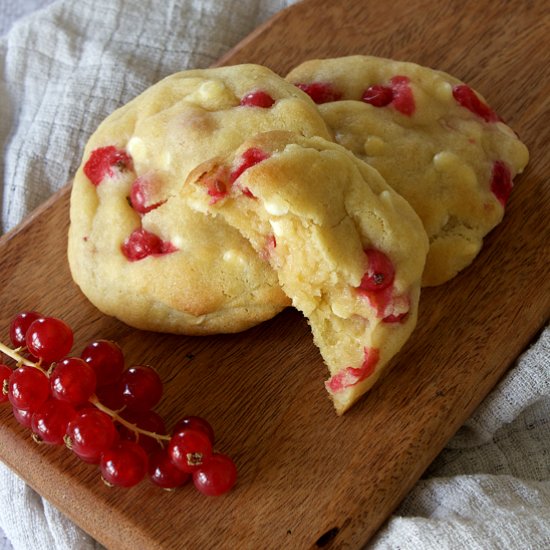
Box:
[68,65,332,334]
[286,56,529,286]
[182,131,429,413]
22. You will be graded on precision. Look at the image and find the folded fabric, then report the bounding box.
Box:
[0,0,296,234]
[370,328,550,549]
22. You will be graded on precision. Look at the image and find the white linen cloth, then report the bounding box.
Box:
[0,1,548,549]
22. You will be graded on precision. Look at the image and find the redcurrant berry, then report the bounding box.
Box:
[384,312,407,323]
[31,399,76,445]
[95,381,125,411]
[295,82,342,104]
[168,428,213,473]
[50,357,97,406]
[9,311,42,348]
[120,366,163,412]
[240,90,275,108]
[12,406,33,428]
[358,249,395,292]
[148,449,190,489]
[229,148,269,183]
[202,165,231,203]
[8,366,50,412]
[84,146,133,186]
[193,453,237,496]
[129,174,165,214]
[81,340,125,386]
[121,228,177,262]
[172,416,215,445]
[26,317,73,363]
[66,408,118,463]
[452,84,500,123]
[100,441,148,488]
[117,409,166,455]
[361,84,393,107]
[490,160,513,207]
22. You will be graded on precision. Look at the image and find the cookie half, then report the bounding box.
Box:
[286,56,529,286]
[68,65,333,334]
[182,131,429,413]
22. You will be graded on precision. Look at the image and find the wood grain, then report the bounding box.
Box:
[1,0,549,548]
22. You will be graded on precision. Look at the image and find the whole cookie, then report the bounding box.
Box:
[182,131,429,413]
[286,56,529,286]
[68,65,332,334]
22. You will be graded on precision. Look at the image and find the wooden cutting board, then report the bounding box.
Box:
[1,0,549,548]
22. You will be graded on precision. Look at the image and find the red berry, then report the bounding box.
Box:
[9,311,42,348]
[12,406,33,428]
[83,146,133,186]
[362,285,394,318]
[100,441,148,488]
[66,408,118,463]
[361,84,393,107]
[31,399,76,445]
[240,90,275,108]
[193,453,237,496]
[326,347,380,393]
[169,428,213,473]
[490,160,513,207]
[8,366,50,412]
[25,317,73,363]
[200,165,231,204]
[80,340,125,386]
[230,148,269,183]
[75,401,97,412]
[452,84,500,123]
[382,311,409,323]
[121,228,177,262]
[390,76,415,116]
[206,177,229,202]
[118,409,166,455]
[148,449,190,489]
[358,249,395,292]
[129,174,165,214]
[172,416,215,445]
[95,381,124,410]
[120,365,163,412]
[0,364,11,404]
[50,357,97,406]
[295,82,342,104]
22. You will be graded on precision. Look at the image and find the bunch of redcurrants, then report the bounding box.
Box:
[0,311,237,496]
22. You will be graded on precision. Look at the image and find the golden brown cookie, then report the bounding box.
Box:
[68,65,332,334]
[286,55,529,286]
[182,131,429,413]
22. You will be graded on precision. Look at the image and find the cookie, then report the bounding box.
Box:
[68,64,332,334]
[182,131,429,413]
[286,55,529,286]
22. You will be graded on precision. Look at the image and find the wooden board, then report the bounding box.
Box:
[1,0,549,548]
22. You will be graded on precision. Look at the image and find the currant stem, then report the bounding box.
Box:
[89,396,170,443]
[0,341,41,369]
[1,339,169,445]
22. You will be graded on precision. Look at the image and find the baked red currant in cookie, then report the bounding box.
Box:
[182,131,428,413]
[68,65,332,334]
[286,55,529,286]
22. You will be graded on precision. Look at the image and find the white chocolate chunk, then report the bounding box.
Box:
[264,199,289,216]
[127,136,147,162]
